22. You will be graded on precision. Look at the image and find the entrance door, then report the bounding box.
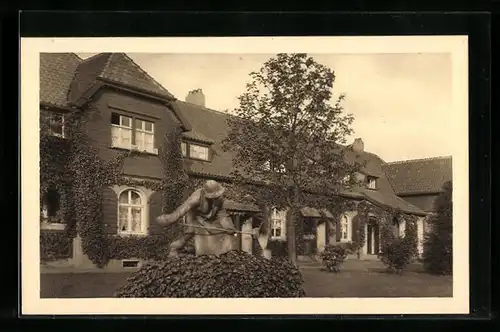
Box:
[367,224,380,255]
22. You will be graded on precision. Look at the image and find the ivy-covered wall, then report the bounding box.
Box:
[40,104,189,268]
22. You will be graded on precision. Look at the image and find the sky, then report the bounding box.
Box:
[78,52,453,162]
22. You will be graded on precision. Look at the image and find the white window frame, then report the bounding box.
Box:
[49,111,65,138]
[189,144,210,161]
[270,208,286,240]
[367,176,377,189]
[111,114,133,150]
[117,188,148,236]
[134,119,155,154]
[181,142,187,156]
[340,214,351,242]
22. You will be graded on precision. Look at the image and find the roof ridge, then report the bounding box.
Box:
[79,53,108,64]
[121,53,172,96]
[177,100,235,118]
[98,53,115,77]
[384,155,452,165]
[69,53,84,62]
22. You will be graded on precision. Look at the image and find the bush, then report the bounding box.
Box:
[423,181,453,275]
[114,250,306,298]
[378,236,415,274]
[319,244,348,273]
[267,239,288,258]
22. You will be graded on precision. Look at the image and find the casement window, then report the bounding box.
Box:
[263,160,286,173]
[134,118,155,153]
[340,214,351,242]
[189,144,209,161]
[180,141,210,161]
[181,142,187,156]
[118,189,147,235]
[40,188,65,230]
[111,112,157,154]
[270,208,286,239]
[111,113,133,150]
[48,111,65,138]
[367,176,377,189]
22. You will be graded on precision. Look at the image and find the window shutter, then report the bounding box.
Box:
[148,191,165,235]
[335,220,341,242]
[102,187,118,234]
[351,215,359,243]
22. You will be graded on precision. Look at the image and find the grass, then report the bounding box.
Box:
[40,259,452,298]
[299,259,452,297]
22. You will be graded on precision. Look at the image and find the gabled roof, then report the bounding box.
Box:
[382,156,452,195]
[40,53,190,131]
[40,53,82,108]
[68,53,175,104]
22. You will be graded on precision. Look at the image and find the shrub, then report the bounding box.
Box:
[319,244,348,273]
[378,236,415,274]
[114,250,306,298]
[267,239,288,258]
[423,181,453,275]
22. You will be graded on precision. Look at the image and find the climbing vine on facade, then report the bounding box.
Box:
[40,105,188,267]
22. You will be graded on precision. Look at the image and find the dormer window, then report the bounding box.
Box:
[181,141,210,161]
[367,176,377,190]
[181,142,187,156]
[189,144,209,161]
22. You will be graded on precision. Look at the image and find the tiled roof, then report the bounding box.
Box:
[382,157,452,195]
[40,53,82,108]
[68,53,174,104]
[176,101,238,179]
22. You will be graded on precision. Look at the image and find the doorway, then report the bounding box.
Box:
[366,223,380,255]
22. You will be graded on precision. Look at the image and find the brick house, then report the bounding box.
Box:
[39,53,446,270]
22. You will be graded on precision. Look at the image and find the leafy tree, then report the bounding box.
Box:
[222,53,360,265]
[423,180,453,275]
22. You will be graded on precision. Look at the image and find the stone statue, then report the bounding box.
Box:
[156,180,239,257]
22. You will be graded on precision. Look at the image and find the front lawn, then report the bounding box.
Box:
[299,259,452,297]
[40,259,452,298]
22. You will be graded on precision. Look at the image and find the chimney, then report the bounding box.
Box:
[185,89,206,107]
[351,138,364,153]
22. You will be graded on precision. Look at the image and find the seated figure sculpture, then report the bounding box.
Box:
[156,180,239,257]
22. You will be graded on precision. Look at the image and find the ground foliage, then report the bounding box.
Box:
[320,244,348,273]
[114,250,306,298]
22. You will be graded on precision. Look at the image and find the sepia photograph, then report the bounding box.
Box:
[21,36,468,315]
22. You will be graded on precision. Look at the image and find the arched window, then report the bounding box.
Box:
[118,189,146,235]
[340,214,350,242]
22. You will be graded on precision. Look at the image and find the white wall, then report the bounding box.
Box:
[241,218,253,254]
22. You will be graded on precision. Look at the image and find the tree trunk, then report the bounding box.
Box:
[287,207,298,266]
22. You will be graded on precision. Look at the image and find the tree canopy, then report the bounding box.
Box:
[223,53,360,209]
[222,53,362,264]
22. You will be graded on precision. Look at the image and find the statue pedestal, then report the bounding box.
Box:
[193,232,238,256]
